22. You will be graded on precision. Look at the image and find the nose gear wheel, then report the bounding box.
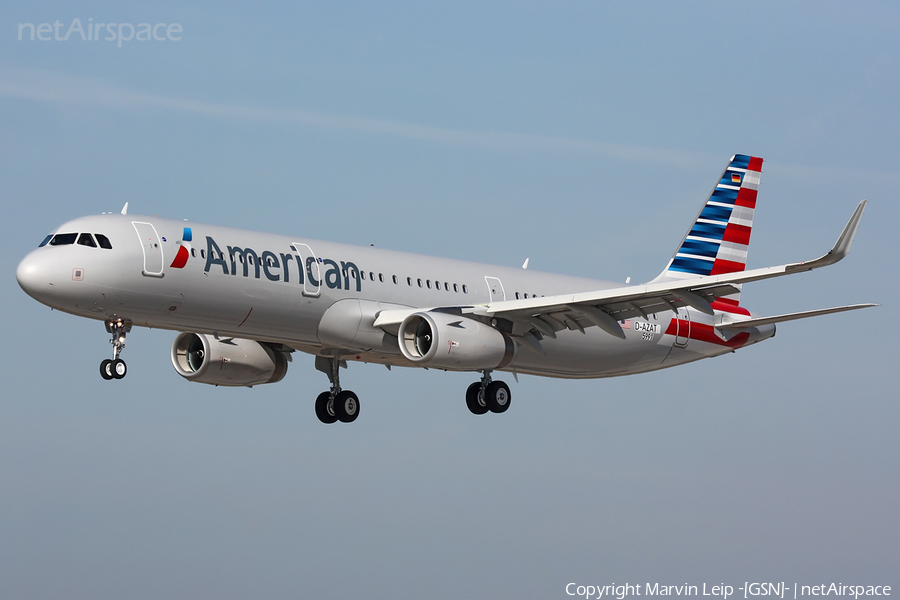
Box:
[99,319,132,380]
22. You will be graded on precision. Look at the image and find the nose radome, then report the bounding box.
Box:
[16,251,52,300]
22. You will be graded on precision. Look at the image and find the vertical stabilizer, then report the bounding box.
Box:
[650,154,763,302]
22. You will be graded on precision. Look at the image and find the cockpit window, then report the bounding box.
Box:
[39,235,52,247]
[95,234,113,249]
[49,233,77,246]
[77,233,97,248]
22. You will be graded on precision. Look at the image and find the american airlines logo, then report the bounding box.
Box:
[198,235,363,292]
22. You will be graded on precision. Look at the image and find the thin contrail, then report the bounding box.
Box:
[0,66,703,165]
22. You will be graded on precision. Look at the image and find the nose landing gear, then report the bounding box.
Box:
[99,319,131,380]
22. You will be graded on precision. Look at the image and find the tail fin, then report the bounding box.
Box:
[651,154,763,300]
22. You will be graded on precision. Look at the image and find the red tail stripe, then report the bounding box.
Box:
[710,259,746,275]
[735,187,757,208]
[722,223,752,245]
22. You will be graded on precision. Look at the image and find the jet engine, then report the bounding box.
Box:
[171,333,289,387]
[397,312,516,370]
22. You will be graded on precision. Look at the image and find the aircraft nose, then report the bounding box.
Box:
[16,250,54,300]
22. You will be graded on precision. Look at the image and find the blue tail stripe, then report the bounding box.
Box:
[670,256,714,275]
[710,188,739,204]
[680,239,720,257]
[729,154,752,169]
[688,221,727,238]
[699,204,734,221]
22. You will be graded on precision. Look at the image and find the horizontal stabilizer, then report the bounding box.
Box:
[715,303,878,331]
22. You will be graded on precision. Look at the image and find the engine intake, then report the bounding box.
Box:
[171,333,289,387]
[397,312,515,370]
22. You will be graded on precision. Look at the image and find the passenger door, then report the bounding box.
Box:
[132,222,164,277]
[674,307,690,347]
[292,242,321,297]
[484,276,505,302]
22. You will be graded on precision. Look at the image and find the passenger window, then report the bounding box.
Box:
[407,277,412,286]
[462,285,468,294]
[201,249,206,259]
[39,235,52,247]
[379,273,384,283]
[444,282,449,291]
[49,233,77,246]
[426,280,431,289]
[453,284,459,293]
[393,275,398,284]
[418,279,423,288]
[516,292,520,299]
[191,248,197,258]
[361,271,366,280]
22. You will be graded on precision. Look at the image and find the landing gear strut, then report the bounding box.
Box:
[314,355,360,424]
[466,370,511,415]
[99,319,131,380]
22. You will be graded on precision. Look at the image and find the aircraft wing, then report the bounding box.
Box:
[374,201,871,343]
[477,200,869,336]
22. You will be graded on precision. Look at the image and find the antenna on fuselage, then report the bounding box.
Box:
[522,258,529,269]
[120,202,129,215]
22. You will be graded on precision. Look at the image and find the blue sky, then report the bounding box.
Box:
[1,2,898,598]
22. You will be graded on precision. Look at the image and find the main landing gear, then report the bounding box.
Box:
[465,370,511,415]
[99,319,131,380]
[314,355,359,424]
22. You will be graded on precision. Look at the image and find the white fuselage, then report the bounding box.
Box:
[16,213,775,380]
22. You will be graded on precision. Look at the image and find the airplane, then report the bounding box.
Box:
[16,154,875,424]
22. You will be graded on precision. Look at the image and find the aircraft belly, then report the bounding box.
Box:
[508,327,672,378]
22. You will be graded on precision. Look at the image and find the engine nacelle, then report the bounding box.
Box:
[171,333,289,387]
[397,312,515,370]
